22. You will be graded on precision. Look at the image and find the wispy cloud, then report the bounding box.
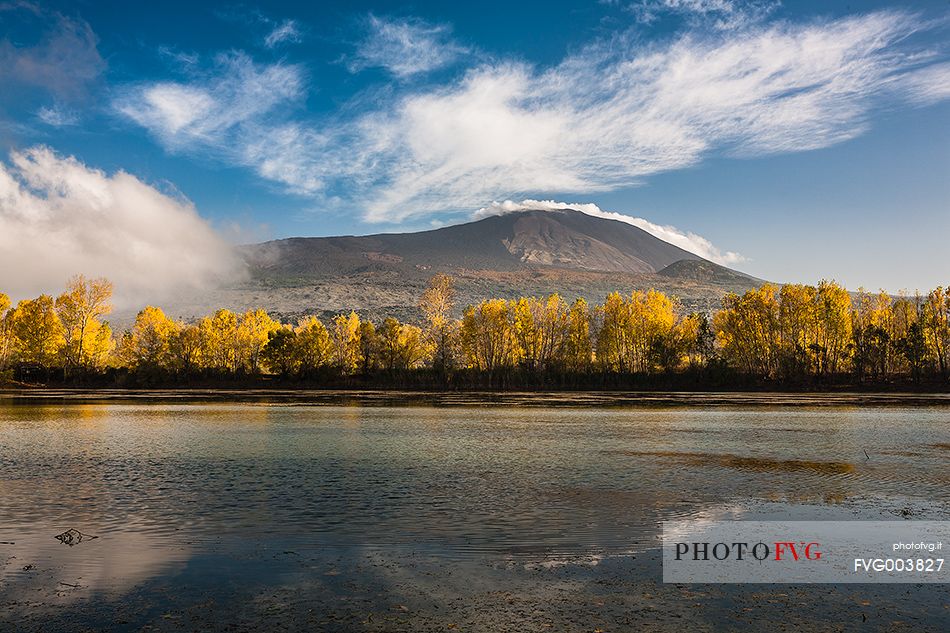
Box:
[116,10,950,223]
[36,103,79,127]
[348,14,468,78]
[349,10,950,221]
[0,147,242,304]
[0,5,104,100]
[625,0,778,29]
[476,199,745,265]
[264,19,301,48]
[157,45,200,70]
[114,53,319,192]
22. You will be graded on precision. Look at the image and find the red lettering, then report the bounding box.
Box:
[774,541,800,561]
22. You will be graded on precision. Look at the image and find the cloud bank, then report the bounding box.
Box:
[0,147,242,304]
[115,9,950,223]
[476,199,745,265]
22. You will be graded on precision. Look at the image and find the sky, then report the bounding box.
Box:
[0,0,948,300]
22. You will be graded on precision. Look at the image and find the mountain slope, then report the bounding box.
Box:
[166,208,763,323]
[241,208,705,279]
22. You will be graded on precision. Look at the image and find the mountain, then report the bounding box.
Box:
[171,208,763,322]
[242,208,706,279]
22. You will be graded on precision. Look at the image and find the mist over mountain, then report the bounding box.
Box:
[170,208,763,323]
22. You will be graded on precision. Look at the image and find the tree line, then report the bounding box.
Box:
[1,274,949,387]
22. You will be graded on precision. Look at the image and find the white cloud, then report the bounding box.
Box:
[476,199,745,265]
[114,53,320,193]
[348,14,467,78]
[0,147,242,305]
[627,0,778,29]
[353,10,950,221]
[115,53,302,145]
[116,10,950,224]
[264,19,301,48]
[36,104,79,127]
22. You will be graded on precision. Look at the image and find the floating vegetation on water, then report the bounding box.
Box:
[616,451,855,475]
[54,528,98,546]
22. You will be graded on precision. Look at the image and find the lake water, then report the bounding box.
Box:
[1,392,948,631]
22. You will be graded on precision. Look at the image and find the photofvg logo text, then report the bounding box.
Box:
[674,540,822,562]
[662,521,949,583]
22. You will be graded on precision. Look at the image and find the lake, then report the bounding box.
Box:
[1,392,948,631]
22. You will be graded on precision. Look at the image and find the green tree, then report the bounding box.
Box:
[261,327,298,376]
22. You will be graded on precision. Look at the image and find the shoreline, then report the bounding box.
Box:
[3,387,950,407]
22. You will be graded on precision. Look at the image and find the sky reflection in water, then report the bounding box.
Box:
[1,401,948,629]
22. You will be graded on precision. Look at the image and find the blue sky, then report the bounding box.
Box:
[0,0,948,297]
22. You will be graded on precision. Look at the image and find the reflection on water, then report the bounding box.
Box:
[0,399,948,630]
[613,450,857,474]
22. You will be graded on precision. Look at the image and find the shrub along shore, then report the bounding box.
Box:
[1,274,949,391]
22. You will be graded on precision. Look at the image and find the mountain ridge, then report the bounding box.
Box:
[242,208,716,278]
[167,208,764,323]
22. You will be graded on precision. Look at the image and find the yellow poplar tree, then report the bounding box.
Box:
[638,289,677,373]
[596,292,631,372]
[562,298,593,372]
[332,311,362,373]
[294,316,332,371]
[358,320,380,373]
[8,295,65,366]
[170,323,204,373]
[236,309,280,373]
[55,275,115,372]
[921,287,950,377]
[380,318,428,371]
[778,283,816,376]
[513,294,568,372]
[812,280,853,376]
[123,306,178,370]
[0,292,11,369]
[714,285,780,377]
[419,274,458,370]
[199,309,238,372]
[461,299,520,371]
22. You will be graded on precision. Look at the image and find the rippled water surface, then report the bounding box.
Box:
[1,395,948,631]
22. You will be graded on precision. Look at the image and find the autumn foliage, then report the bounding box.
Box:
[2,275,950,386]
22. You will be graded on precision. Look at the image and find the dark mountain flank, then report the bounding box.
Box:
[173,208,763,322]
[242,208,707,279]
